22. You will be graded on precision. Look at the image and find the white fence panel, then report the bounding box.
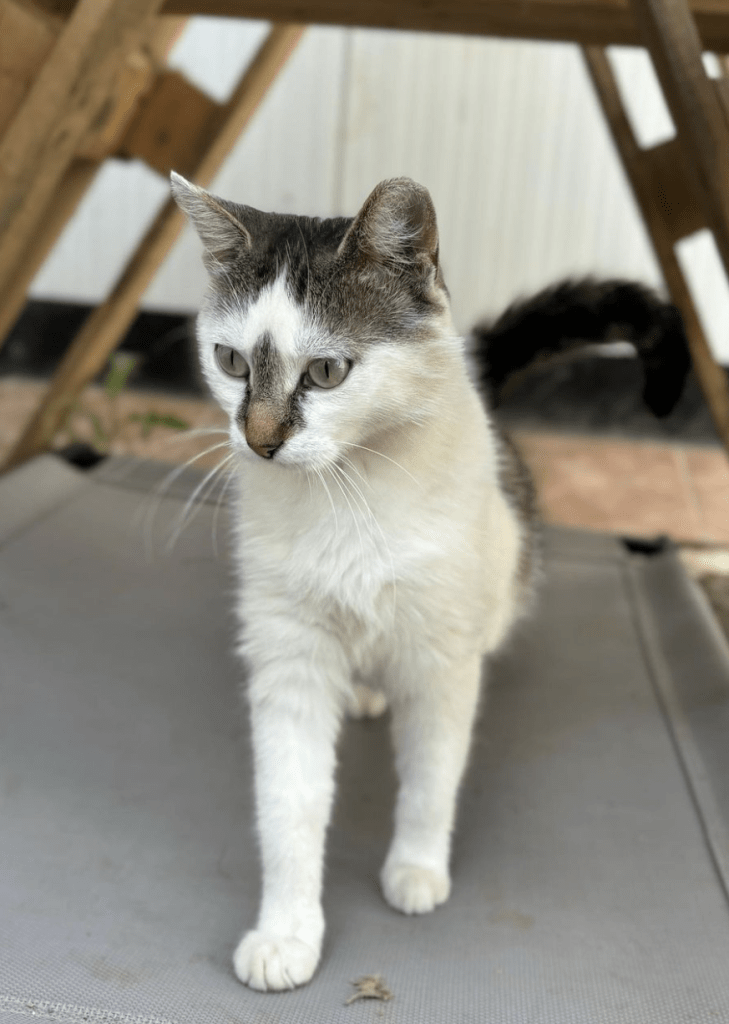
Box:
[26,20,728,362]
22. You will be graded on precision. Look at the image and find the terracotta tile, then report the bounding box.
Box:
[684,447,729,545]
[512,430,722,542]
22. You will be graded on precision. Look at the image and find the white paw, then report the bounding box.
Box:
[380,862,451,915]
[348,683,388,719]
[233,930,320,991]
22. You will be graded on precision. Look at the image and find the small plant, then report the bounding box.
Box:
[58,352,190,454]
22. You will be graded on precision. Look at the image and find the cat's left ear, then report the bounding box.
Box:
[338,177,441,280]
[170,171,253,275]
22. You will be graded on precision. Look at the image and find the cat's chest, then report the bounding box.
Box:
[275,500,398,604]
[239,482,428,614]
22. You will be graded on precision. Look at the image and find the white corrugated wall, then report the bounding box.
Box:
[28,18,729,362]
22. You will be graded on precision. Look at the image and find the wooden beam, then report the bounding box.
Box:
[0,0,166,304]
[119,71,221,178]
[628,0,729,280]
[642,137,705,242]
[0,158,99,346]
[3,23,304,471]
[30,0,729,49]
[584,45,729,454]
[0,0,61,138]
[164,0,729,50]
[77,18,186,161]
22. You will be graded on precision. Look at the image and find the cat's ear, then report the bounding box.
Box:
[338,178,440,275]
[170,172,252,274]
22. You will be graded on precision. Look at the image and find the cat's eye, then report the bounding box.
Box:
[306,357,351,389]
[215,344,249,379]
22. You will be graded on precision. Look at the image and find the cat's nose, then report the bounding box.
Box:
[244,403,288,459]
[247,440,282,459]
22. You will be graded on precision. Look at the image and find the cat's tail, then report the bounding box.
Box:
[469,277,691,417]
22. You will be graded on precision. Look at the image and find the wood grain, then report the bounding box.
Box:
[3,23,304,471]
[120,71,221,178]
[629,0,729,280]
[0,0,61,137]
[163,0,729,49]
[0,0,166,303]
[31,0,729,49]
[584,44,729,455]
[0,158,99,346]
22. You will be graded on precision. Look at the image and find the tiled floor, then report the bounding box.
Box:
[2,376,728,545]
[513,430,729,545]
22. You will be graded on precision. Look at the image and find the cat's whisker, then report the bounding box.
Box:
[212,461,238,560]
[335,463,398,618]
[338,453,371,491]
[165,451,236,554]
[327,464,366,568]
[136,440,232,559]
[313,466,339,539]
[160,427,229,446]
[339,441,423,489]
[169,451,236,550]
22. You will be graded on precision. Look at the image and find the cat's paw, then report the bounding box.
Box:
[348,683,388,720]
[380,862,451,915]
[233,930,320,991]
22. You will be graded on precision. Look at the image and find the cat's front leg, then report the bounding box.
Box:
[233,660,343,992]
[381,654,482,915]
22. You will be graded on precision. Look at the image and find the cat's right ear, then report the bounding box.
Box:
[170,172,252,274]
[337,177,440,277]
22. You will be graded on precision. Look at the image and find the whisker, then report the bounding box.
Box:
[136,440,232,559]
[313,466,339,537]
[339,441,422,489]
[165,451,235,554]
[339,453,371,491]
[328,464,366,566]
[212,461,238,559]
[336,462,398,618]
[159,427,229,446]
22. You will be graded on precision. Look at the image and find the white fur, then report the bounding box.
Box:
[199,274,525,991]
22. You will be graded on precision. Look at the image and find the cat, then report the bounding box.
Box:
[170,172,688,992]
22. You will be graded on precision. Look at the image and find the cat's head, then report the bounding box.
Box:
[171,174,458,471]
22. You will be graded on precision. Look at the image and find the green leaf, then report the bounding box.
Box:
[103,352,139,398]
[87,410,109,448]
[127,411,191,439]
[148,413,190,431]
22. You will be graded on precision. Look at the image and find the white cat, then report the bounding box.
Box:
[173,173,684,992]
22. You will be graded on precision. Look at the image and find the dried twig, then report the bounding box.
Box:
[345,974,393,1006]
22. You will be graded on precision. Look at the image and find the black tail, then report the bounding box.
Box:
[469,278,691,418]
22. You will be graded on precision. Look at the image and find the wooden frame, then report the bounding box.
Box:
[34,0,729,51]
[0,10,185,346]
[584,45,729,451]
[0,0,168,303]
[4,0,729,470]
[3,22,303,471]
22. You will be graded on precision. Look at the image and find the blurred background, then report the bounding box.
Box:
[2,16,729,607]
[13,19,729,344]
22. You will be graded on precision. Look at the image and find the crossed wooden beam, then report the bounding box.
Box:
[2,0,729,470]
[0,0,303,470]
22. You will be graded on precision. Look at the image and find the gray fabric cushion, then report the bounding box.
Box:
[1,456,728,1023]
